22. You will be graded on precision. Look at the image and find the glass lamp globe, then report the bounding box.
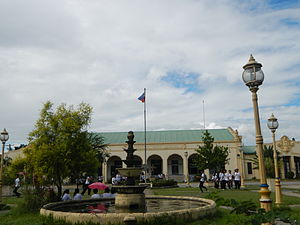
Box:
[0,128,9,142]
[267,114,279,131]
[242,55,264,88]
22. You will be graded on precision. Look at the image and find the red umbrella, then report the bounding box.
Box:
[88,182,109,190]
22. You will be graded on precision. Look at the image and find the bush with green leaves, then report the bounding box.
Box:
[18,185,59,213]
[151,179,178,187]
[205,191,297,225]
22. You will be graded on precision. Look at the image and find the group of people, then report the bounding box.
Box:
[111,173,123,185]
[199,168,241,192]
[61,187,116,201]
[212,168,241,190]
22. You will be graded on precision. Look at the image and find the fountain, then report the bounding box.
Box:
[113,131,147,212]
[40,131,216,225]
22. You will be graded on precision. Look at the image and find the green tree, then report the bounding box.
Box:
[88,132,109,175]
[25,101,106,197]
[194,130,229,174]
[249,145,281,178]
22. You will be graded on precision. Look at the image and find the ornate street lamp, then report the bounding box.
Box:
[267,113,282,205]
[0,128,9,203]
[242,55,272,211]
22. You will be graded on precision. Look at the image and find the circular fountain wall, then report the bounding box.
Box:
[40,195,216,224]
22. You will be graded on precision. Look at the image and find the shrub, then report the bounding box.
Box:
[152,179,177,187]
[0,203,10,211]
[19,186,58,213]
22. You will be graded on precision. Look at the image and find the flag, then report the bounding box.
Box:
[138,92,145,103]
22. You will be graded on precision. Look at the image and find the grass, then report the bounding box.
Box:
[1,186,300,225]
[152,186,300,206]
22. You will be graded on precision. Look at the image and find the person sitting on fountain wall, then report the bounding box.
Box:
[61,189,72,201]
[103,187,113,198]
[73,188,82,200]
[91,189,102,199]
[116,173,122,184]
[111,176,117,185]
[140,172,145,182]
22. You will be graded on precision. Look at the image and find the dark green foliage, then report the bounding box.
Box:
[136,214,193,225]
[151,179,178,187]
[0,203,10,211]
[3,156,27,185]
[194,130,229,172]
[24,101,106,197]
[249,145,282,178]
[18,185,59,213]
[205,191,297,225]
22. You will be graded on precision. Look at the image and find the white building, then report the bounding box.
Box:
[5,128,300,182]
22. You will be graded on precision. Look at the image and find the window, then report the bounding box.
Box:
[247,162,253,174]
[171,160,179,174]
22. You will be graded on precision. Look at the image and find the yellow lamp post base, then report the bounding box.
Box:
[259,185,272,212]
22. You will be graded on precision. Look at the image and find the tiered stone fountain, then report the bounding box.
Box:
[40,131,216,225]
[113,131,147,212]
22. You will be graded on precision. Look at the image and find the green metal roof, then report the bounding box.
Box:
[97,129,234,145]
[242,146,256,154]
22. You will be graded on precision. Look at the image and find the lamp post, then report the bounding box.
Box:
[242,55,272,211]
[267,113,282,205]
[184,151,190,186]
[0,128,9,203]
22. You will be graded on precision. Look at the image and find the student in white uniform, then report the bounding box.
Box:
[234,168,241,189]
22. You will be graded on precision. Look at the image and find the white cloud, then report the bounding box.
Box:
[0,0,299,146]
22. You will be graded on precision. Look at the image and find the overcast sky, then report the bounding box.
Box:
[0,0,299,148]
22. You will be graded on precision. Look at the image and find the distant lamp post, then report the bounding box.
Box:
[184,151,190,186]
[267,113,282,205]
[0,128,9,203]
[242,55,272,211]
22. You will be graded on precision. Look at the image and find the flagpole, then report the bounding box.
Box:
[143,88,147,183]
[203,99,206,129]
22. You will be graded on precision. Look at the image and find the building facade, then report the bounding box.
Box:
[5,128,300,182]
[100,128,243,182]
[242,135,300,180]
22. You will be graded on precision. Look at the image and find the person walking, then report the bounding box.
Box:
[13,174,21,197]
[81,176,91,195]
[199,170,208,193]
[234,168,241,189]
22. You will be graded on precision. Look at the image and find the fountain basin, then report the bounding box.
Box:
[40,195,216,225]
[117,167,142,178]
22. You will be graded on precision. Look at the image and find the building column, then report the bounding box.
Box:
[183,153,189,185]
[240,150,245,188]
[163,157,168,178]
[103,161,108,183]
[279,157,285,178]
